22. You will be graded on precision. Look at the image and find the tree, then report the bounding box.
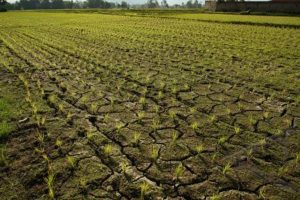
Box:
[147,0,159,8]
[0,0,7,11]
[194,0,199,8]
[41,0,51,9]
[120,1,129,8]
[186,0,193,8]
[52,0,64,9]
[161,0,168,8]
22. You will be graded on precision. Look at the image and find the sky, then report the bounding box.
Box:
[6,0,268,5]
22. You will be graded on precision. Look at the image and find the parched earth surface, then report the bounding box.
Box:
[0,12,300,199]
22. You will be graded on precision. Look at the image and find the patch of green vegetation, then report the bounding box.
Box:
[0,97,16,140]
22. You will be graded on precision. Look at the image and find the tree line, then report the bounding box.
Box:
[3,0,202,10]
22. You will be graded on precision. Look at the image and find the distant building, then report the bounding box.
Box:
[205,0,300,13]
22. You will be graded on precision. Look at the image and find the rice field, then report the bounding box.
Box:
[0,11,299,199]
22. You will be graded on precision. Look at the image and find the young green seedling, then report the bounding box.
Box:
[140,181,150,200]
[120,162,128,175]
[150,146,159,161]
[103,144,113,156]
[90,103,98,114]
[295,152,300,164]
[115,122,125,134]
[171,132,178,145]
[55,138,63,148]
[218,136,227,146]
[210,193,220,200]
[222,162,232,175]
[234,126,241,135]
[195,144,204,155]
[44,173,55,200]
[67,156,76,169]
[132,132,141,146]
[191,122,199,131]
[174,163,184,180]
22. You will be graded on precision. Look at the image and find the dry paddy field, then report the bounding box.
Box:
[0,11,300,200]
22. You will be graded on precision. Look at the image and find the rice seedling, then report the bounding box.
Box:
[58,103,64,113]
[248,115,257,126]
[295,152,300,164]
[168,110,177,120]
[218,136,227,146]
[184,83,190,90]
[90,103,98,114]
[209,115,216,123]
[150,146,159,161]
[191,122,199,131]
[226,108,231,115]
[195,144,204,155]
[263,111,269,119]
[278,166,289,177]
[132,132,141,146]
[189,107,197,114]
[115,122,125,134]
[157,91,164,99]
[154,105,160,113]
[210,193,220,200]
[103,113,110,123]
[274,129,283,136]
[55,138,63,148]
[137,111,145,123]
[79,178,88,194]
[222,162,232,175]
[139,97,146,108]
[86,131,96,141]
[48,94,57,105]
[35,130,45,144]
[234,126,241,135]
[171,132,178,145]
[0,121,13,139]
[103,144,113,156]
[120,161,128,175]
[151,118,160,131]
[67,156,76,169]
[258,186,266,199]
[283,118,292,127]
[44,173,55,199]
[140,181,150,200]
[0,146,7,167]
[174,163,184,180]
